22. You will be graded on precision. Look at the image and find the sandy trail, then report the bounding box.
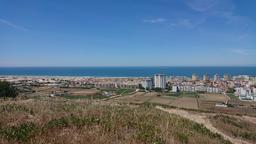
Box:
[155,106,251,144]
[242,116,256,125]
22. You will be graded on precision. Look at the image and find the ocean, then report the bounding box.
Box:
[0,67,256,77]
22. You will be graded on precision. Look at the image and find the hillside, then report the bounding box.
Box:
[0,97,231,144]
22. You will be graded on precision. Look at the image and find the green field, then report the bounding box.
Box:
[115,89,135,95]
[100,88,135,96]
[226,93,239,100]
[165,92,199,98]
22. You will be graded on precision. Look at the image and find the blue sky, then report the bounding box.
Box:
[1,0,256,66]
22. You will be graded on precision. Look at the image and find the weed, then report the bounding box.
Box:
[0,104,34,114]
[0,122,38,142]
[175,132,189,144]
[44,117,69,129]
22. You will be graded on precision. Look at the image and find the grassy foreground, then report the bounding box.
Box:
[0,98,231,144]
[210,115,256,143]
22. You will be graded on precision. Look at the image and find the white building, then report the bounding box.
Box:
[141,78,153,89]
[233,75,250,81]
[235,87,254,100]
[250,77,256,85]
[172,86,178,92]
[154,74,167,89]
[253,87,256,94]
[214,74,220,81]
[203,74,209,81]
[192,74,198,81]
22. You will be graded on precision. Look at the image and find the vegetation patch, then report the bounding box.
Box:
[227,93,239,100]
[0,122,38,142]
[165,92,198,98]
[44,117,70,129]
[0,81,18,99]
[116,89,135,95]
[211,115,256,142]
[0,98,231,144]
[0,104,34,114]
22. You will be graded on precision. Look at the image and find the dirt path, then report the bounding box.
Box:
[155,106,251,144]
[242,116,256,125]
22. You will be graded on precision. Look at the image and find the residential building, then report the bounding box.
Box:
[172,86,178,92]
[224,74,231,81]
[154,74,167,89]
[192,74,198,81]
[253,87,256,94]
[203,74,209,81]
[214,74,220,81]
[250,77,256,85]
[141,78,153,89]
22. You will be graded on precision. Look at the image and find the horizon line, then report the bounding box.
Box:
[1,65,256,68]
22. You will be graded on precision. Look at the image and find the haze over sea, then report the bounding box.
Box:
[0,67,256,77]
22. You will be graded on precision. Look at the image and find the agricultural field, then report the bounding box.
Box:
[30,87,100,97]
[114,92,201,109]
[66,88,100,96]
[198,93,229,110]
[113,91,256,117]
[100,88,136,96]
[199,93,229,102]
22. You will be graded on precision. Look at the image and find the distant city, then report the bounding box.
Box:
[1,73,256,102]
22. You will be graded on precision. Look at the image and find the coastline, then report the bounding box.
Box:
[0,75,148,79]
[1,67,256,77]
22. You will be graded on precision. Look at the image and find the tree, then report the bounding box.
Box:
[226,88,235,93]
[0,81,18,99]
[153,88,163,92]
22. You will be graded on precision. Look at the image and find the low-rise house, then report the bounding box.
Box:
[172,86,178,93]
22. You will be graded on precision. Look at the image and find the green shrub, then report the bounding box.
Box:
[191,123,221,139]
[44,117,69,129]
[0,81,18,99]
[175,132,189,144]
[0,122,38,142]
[136,123,164,144]
[70,115,100,127]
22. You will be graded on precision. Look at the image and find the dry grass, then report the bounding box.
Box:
[0,98,231,144]
[210,115,256,143]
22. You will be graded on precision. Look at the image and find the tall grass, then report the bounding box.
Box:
[0,98,230,144]
[211,115,256,143]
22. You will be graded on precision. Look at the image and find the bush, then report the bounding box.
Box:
[0,81,18,99]
[175,132,189,144]
[0,122,38,142]
[227,88,235,93]
[44,117,69,129]
[153,88,164,92]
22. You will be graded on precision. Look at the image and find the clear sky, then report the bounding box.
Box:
[1,0,256,66]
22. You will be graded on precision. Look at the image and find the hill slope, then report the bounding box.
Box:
[0,98,231,144]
